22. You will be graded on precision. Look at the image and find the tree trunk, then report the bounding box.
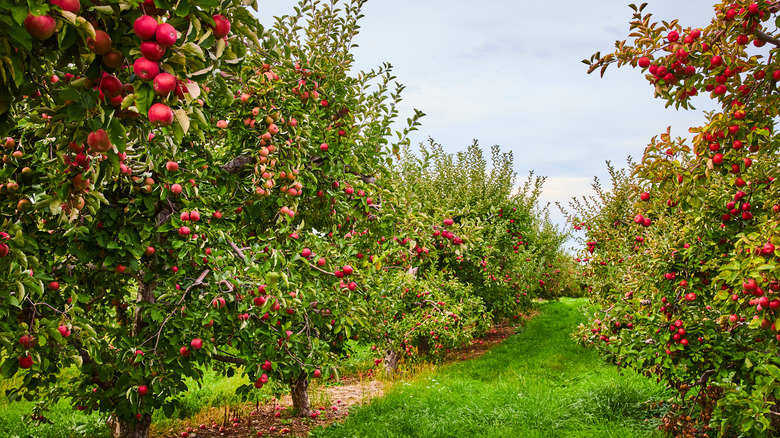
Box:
[290,372,311,417]
[417,336,430,356]
[109,414,151,438]
[384,348,399,375]
[768,394,780,435]
[132,279,156,337]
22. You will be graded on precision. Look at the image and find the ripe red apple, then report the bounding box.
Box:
[316,257,326,267]
[190,338,203,350]
[87,128,112,153]
[102,50,125,69]
[99,74,123,98]
[640,192,650,202]
[301,248,312,258]
[148,103,174,126]
[170,183,183,195]
[48,281,60,290]
[212,14,231,39]
[165,160,178,172]
[189,211,200,221]
[19,335,33,349]
[134,15,158,40]
[52,0,80,13]
[179,226,190,237]
[313,369,321,378]
[58,325,71,338]
[320,143,328,151]
[155,23,177,47]
[24,14,56,40]
[153,72,176,97]
[140,41,166,61]
[87,30,112,55]
[133,57,159,81]
[212,211,223,219]
[138,385,148,396]
[261,360,272,371]
[637,56,650,68]
[342,265,353,275]
[18,355,33,369]
[144,246,155,256]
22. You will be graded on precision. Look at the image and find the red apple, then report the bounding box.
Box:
[190,338,203,350]
[170,183,183,195]
[102,50,125,69]
[99,74,123,98]
[58,325,71,338]
[153,73,176,96]
[87,30,112,55]
[48,281,60,290]
[138,385,148,396]
[140,41,166,61]
[87,129,112,153]
[24,14,56,40]
[212,14,231,39]
[148,103,174,126]
[144,246,155,256]
[155,23,177,47]
[133,57,159,81]
[18,355,33,369]
[19,335,33,349]
[134,15,158,40]
[51,0,80,13]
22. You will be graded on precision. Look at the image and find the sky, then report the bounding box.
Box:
[256,1,716,240]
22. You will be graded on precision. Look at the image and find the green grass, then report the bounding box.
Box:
[0,340,378,438]
[0,365,112,438]
[310,298,671,438]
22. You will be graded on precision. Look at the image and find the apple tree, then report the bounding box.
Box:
[0,0,420,436]
[573,1,780,436]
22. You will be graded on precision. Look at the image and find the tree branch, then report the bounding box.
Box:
[756,29,780,47]
[221,155,256,173]
[213,353,247,365]
[695,369,717,386]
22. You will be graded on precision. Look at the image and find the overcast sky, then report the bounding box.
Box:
[257,1,716,237]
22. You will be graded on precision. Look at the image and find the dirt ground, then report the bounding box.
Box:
[152,316,532,438]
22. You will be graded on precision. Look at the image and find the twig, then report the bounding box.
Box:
[146,269,210,352]
[228,240,246,262]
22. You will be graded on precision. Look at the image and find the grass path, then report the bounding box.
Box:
[311,298,669,438]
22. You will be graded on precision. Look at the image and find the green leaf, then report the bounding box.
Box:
[135,83,155,116]
[0,357,18,378]
[180,42,205,60]
[108,117,127,152]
